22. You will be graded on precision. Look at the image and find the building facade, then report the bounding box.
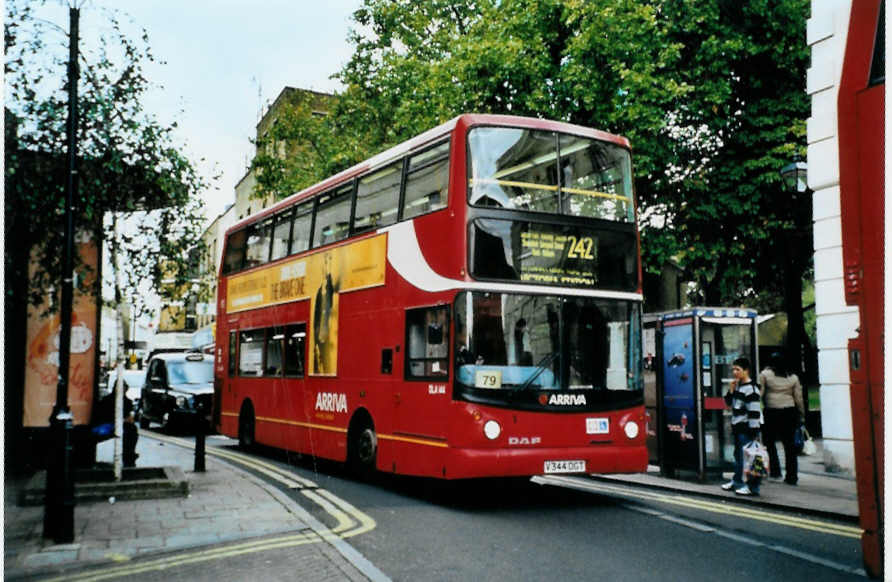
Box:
[806,0,858,473]
[194,87,335,332]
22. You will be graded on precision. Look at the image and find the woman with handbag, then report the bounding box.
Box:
[721,357,763,496]
[759,352,805,485]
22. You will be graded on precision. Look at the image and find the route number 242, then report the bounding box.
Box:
[566,236,596,260]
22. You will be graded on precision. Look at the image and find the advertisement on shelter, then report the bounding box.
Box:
[23,231,99,427]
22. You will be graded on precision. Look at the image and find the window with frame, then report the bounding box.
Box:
[245,217,274,268]
[228,331,237,377]
[354,161,401,233]
[406,306,450,379]
[291,201,314,254]
[404,141,450,219]
[265,327,284,376]
[313,184,352,247]
[283,323,306,377]
[270,210,293,261]
[223,229,247,274]
[239,329,265,376]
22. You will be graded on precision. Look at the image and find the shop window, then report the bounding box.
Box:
[405,306,450,379]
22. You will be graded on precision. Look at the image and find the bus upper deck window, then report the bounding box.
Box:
[404,141,450,220]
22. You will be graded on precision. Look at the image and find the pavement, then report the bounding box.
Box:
[4,435,860,581]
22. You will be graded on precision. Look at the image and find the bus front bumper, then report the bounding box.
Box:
[441,444,648,480]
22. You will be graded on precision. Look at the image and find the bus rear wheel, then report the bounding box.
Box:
[349,423,377,478]
[238,402,255,450]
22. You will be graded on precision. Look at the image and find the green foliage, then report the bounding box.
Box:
[330,0,810,308]
[247,0,811,312]
[5,1,208,317]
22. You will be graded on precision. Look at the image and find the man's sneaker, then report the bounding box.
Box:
[735,485,754,496]
[721,481,736,491]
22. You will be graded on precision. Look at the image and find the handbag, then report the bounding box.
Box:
[800,426,817,456]
[743,440,770,478]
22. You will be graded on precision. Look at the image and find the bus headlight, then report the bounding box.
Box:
[623,421,640,439]
[483,420,501,440]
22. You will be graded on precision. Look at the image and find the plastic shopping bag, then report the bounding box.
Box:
[800,427,817,456]
[743,440,770,478]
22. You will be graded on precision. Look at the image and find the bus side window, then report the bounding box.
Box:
[270,209,293,261]
[223,229,247,274]
[403,141,450,220]
[405,306,449,379]
[265,326,284,376]
[284,323,306,377]
[291,201,313,255]
[314,184,352,247]
[239,329,265,376]
[245,217,274,268]
[228,331,237,377]
[354,160,401,233]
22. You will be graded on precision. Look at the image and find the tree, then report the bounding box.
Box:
[332,0,810,317]
[5,0,208,318]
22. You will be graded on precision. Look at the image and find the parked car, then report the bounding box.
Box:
[138,352,213,431]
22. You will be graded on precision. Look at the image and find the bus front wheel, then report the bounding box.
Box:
[238,402,255,450]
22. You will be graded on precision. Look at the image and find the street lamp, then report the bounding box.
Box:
[780,158,808,193]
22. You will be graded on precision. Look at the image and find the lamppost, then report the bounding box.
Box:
[44,5,79,543]
[778,156,813,425]
[780,158,808,194]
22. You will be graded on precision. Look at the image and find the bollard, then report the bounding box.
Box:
[194,418,206,472]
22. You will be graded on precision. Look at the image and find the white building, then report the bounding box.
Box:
[806,0,859,473]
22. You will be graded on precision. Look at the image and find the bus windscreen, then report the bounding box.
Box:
[468,127,634,222]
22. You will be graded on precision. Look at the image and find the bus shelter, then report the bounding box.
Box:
[643,308,759,480]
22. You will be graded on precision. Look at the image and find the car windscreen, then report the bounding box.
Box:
[166,361,214,385]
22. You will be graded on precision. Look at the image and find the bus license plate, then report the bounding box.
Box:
[544,460,586,474]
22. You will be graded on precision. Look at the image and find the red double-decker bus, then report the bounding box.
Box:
[214,114,647,479]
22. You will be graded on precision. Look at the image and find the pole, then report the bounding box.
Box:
[44,6,79,543]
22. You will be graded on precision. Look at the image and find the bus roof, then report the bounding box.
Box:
[226,113,630,235]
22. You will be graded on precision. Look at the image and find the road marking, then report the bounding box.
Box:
[533,475,862,538]
[43,532,323,581]
[145,433,376,539]
[535,475,866,577]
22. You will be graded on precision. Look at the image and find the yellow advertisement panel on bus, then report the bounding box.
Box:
[226,233,387,376]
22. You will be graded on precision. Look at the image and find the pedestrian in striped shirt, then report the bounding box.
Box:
[720,357,762,496]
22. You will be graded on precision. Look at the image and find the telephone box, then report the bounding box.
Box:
[644,308,758,480]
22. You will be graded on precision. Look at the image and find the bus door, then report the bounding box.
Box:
[395,306,451,443]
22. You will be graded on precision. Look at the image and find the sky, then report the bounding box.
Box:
[30,0,363,223]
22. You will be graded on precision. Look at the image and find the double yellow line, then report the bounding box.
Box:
[45,434,379,581]
[536,475,863,539]
[45,532,324,582]
[151,433,376,538]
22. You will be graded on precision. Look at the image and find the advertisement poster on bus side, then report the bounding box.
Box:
[23,230,98,427]
[226,234,387,376]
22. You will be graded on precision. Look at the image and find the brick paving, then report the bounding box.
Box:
[4,436,383,581]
